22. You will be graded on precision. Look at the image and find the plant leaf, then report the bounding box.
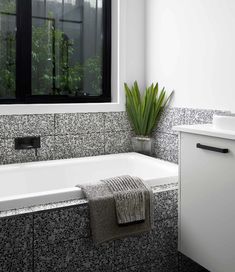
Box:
[124,82,173,136]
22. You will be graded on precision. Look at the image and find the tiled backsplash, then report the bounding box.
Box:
[0,108,228,165]
[0,112,133,164]
[153,107,229,163]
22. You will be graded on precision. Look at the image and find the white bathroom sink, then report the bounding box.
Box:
[213,114,235,131]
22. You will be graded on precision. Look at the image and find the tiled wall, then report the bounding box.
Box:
[0,108,218,272]
[153,107,228,163]
[0,107,228,165]
[0,186,209,272]
[0,188,179,272]
[0,213,33,271]
[0,112,133,164]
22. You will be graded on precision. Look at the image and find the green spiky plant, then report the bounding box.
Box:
[124,81,173,137]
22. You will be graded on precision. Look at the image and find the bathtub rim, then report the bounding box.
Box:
[0,152,178,215]
[0,182,178,218]
[0,152,177,170]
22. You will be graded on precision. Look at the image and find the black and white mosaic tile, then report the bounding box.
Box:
[153,217,178,256]
[34,203,115,272]
[154,189,178,221]
[154,132,179,163]
[37,136,55,161]
[1,136,54,165]
[0,114,54,138]
[0,107,225,272]
[0,139,5,164]
[33,204,112,272]
[34,204,90,241]
[105,130,133,154]
[114,231,156,270]
[114,254,178,272]
[184,108,230,125]
[0,214,33,272]
[0,118,4,139]
[34,236,114,272]
[156,107,186,135]
[0,107,230,165]
[113,189,178,271]
[104,112,132,132]
[153,107,231,163]
[81,132,105,157]
[54,134,83,159]
[113,217,178,271]
[55,113,105,135]
[0,186,179,272]
[0,199,88,218]
[3,138,37,164]
[152,182,178,193]
[0,184,206,272]
[54,132,104,160]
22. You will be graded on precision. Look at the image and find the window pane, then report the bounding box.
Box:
[0,0,16,99]
[32,0,103,97]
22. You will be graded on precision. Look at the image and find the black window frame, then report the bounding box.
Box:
[0,0,111,104]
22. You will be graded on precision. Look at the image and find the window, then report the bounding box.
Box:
[0,0,111,104]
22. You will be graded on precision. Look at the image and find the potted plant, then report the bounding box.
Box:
[124,81,173,155]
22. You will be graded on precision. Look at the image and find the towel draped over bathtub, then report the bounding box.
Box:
[77,175,153,244]
[103,176,148,225]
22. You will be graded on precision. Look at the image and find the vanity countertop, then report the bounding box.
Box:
[173,124,235,140]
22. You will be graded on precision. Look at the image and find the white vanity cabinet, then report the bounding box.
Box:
[175,125,235,272]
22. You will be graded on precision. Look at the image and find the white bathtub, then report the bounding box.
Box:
[0,153,178,212]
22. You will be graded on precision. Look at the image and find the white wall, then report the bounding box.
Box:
[114,0,146,110]
[146,0,235,111]
[123,0,146,90]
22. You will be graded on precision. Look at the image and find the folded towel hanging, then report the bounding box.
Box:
[102,175,147,225]
[77,176,153,244]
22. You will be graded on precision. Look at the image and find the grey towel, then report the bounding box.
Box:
[77,176,153,244]
[102,176,147,225]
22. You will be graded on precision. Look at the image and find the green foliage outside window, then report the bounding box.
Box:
[0,31,16,98]
[0,7,102,98]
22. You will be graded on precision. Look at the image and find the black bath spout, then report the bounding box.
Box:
[15,136,41,150]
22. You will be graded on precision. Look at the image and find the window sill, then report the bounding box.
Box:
[0,102,125,115]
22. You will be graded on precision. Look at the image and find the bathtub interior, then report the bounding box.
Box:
[0,153,178,211]
[0,153,177,197]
